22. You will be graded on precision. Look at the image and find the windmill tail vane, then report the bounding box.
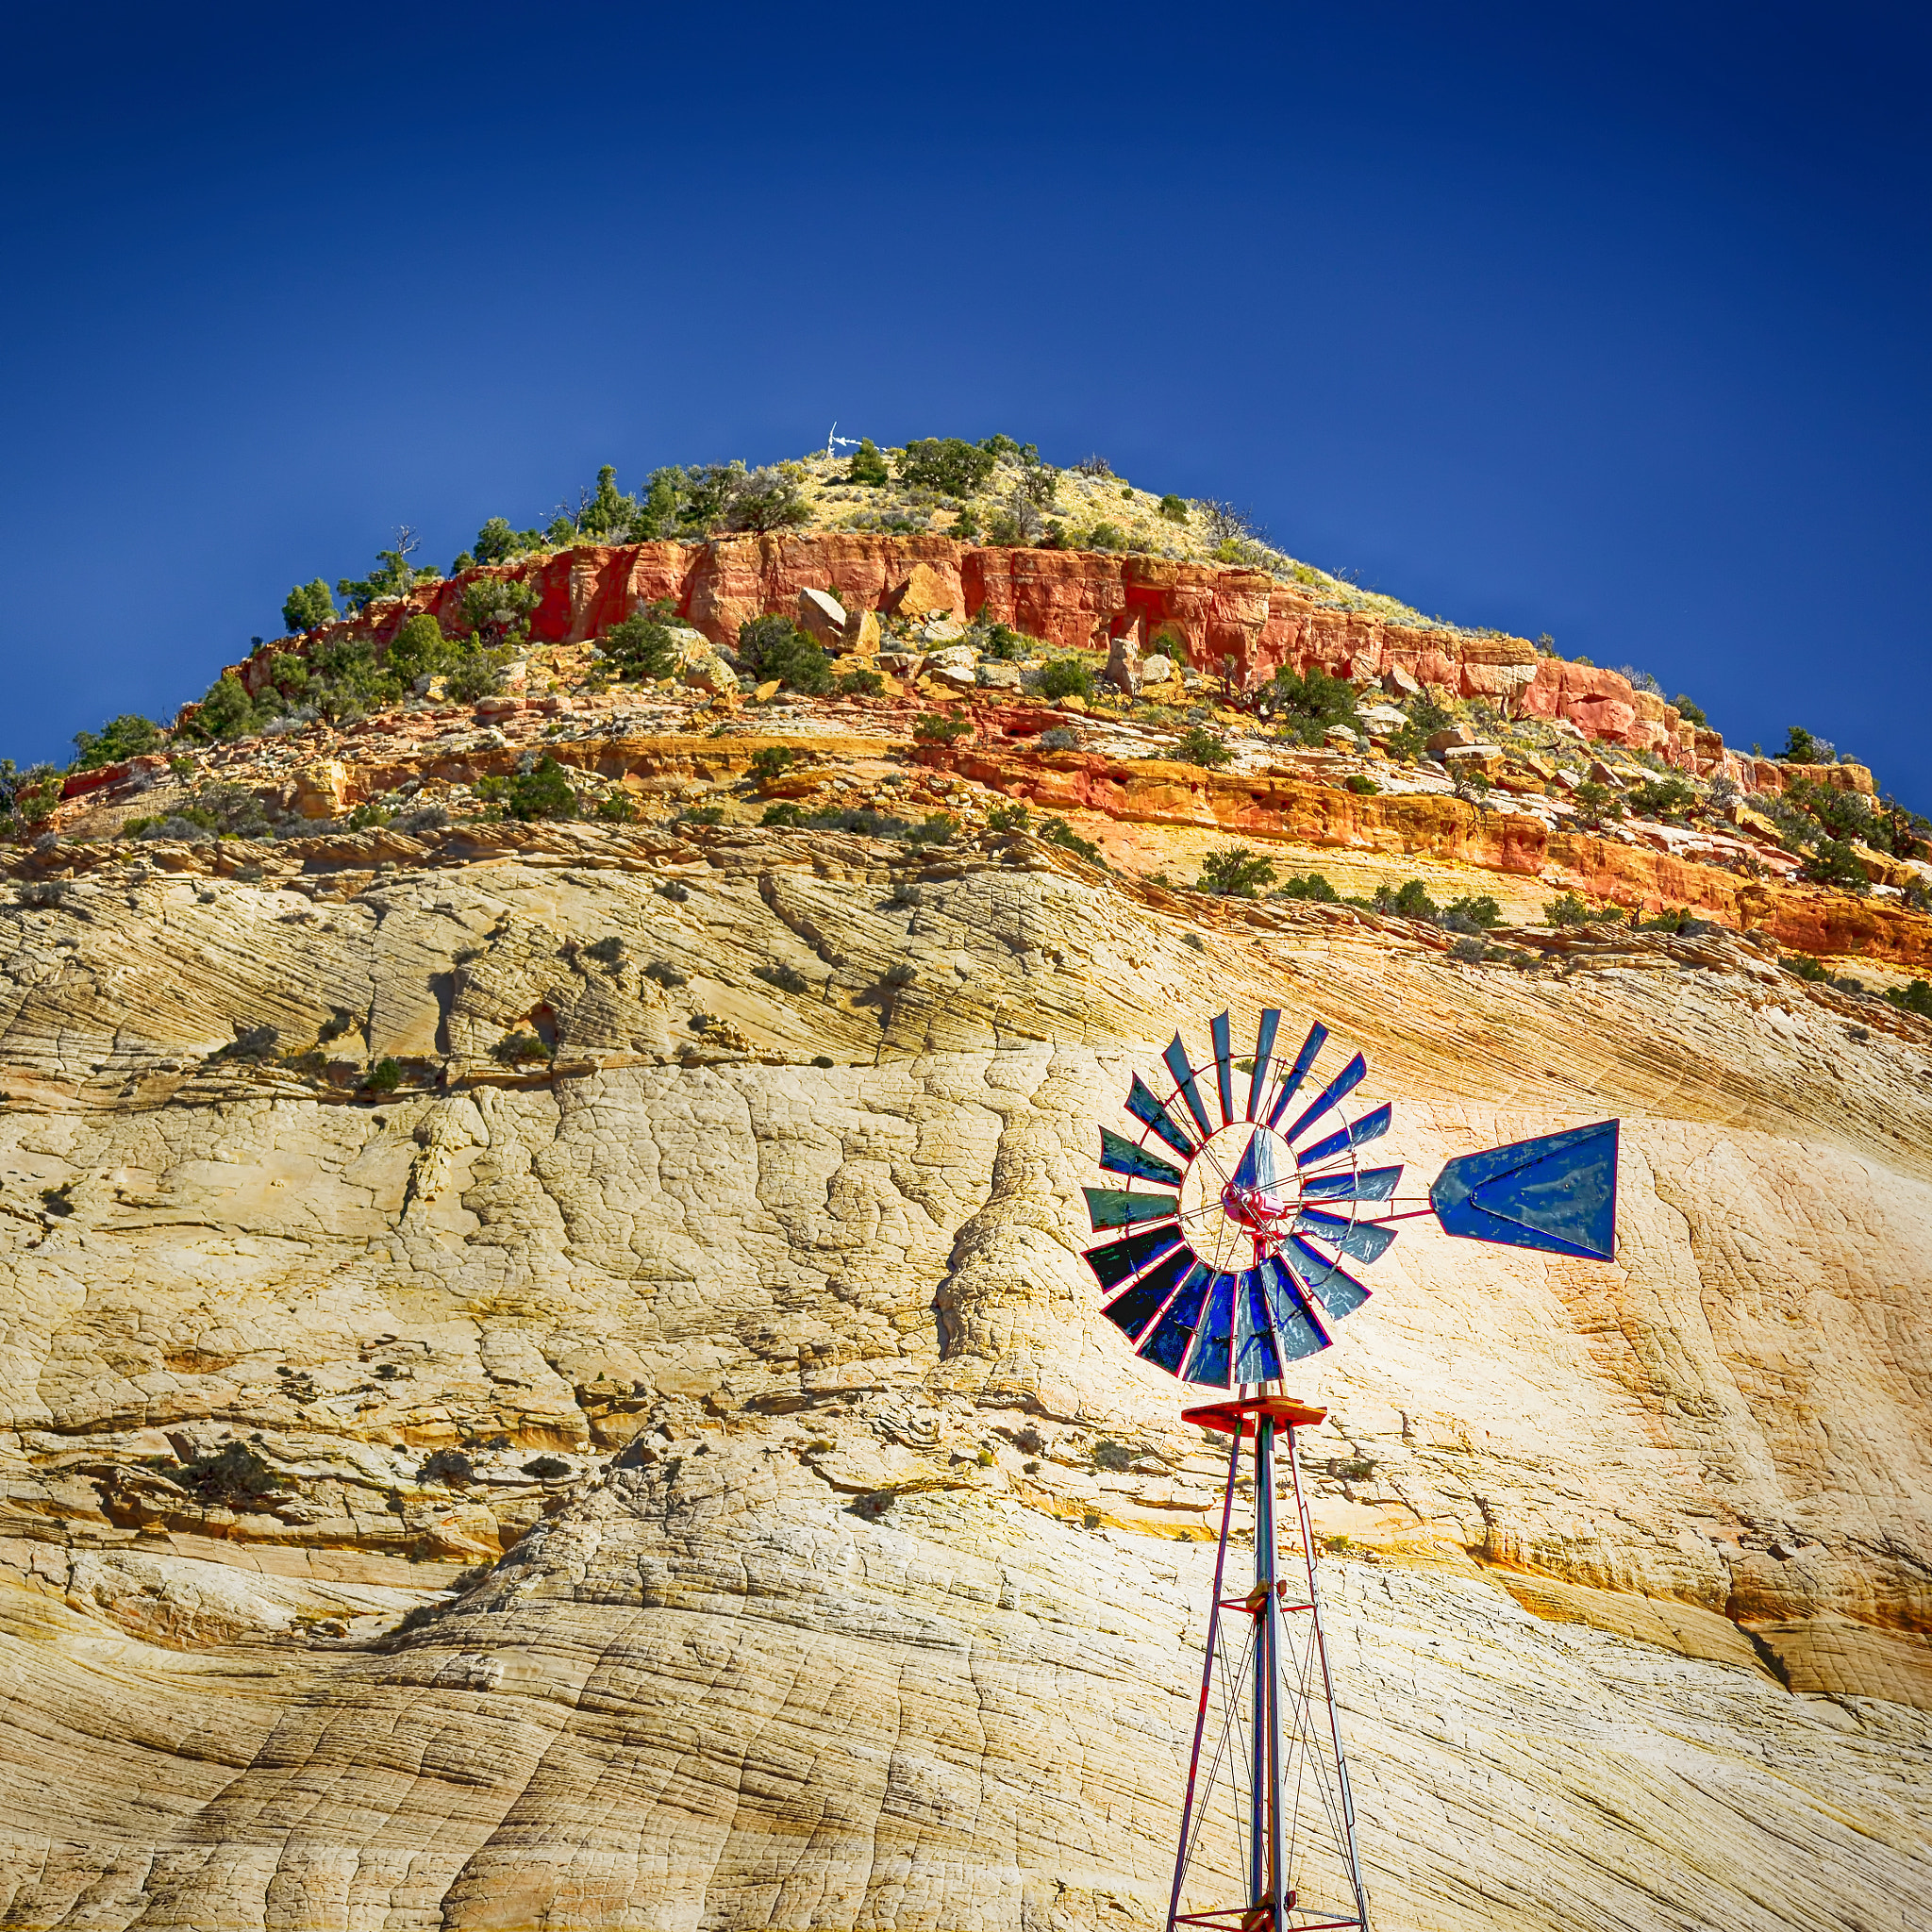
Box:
[1079,1008,1621,1932]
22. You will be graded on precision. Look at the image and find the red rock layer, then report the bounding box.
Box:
[219,534,1884,792]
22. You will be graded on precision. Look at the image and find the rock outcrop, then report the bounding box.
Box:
[223,535,1756,774]
[0,815,1927,1932]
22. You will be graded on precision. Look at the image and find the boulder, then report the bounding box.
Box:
[1383,664,1422,698]
[1324,725,1362,751]
[976,661,1024,691]
[1444,743,1506,781]
[895,562,958,623]
[682,653,738,695]
[1106,629,1144,694]
[797,588,847,650]
[1140,652,1176,687]
[292,759,349,820]
[925,646,979,691]
[1358,705,1408,738]
[842,608,882,657]
[1426,725,1474,755]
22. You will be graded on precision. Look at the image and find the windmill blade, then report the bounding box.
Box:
[1098,1124,1184,1189]
[1246,1008,1281,1121]
[1431,1121,1619,1260]
[1209,1010,1235,1126]
[1296,1100,1391,1170]
[1138,1262,1212,1374]
[1084,1187,1180,1231]
[1281,1052,1367,1145]
[1126,1072,1196,1158]
[1100,1248,1193,1343]
[1181,1272,1239,1387]
[1262,1021,1328,1128]
[1163,1035,1215,1140]
[1260,1256,1331,1360]
[1301,1163,1403,1204]
[1083,1224,1187,1293]
[1231,1268,1283,1383]
[1283,1234,1373,1323]
[1295,1212,1399,1266]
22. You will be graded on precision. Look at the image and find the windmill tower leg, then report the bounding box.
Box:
[1168,1394,1371,1932]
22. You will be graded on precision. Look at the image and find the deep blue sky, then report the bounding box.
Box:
[4,2,1928,804]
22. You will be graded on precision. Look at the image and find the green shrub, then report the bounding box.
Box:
[503,757,578,822]
[1275,873,1339,902]
[1037,658,1095,701]
[1542,892,1595,925]
[844,439,891,487]
[493,1031,553,1064]
[337,538,438,613]
[1263,667,1359,743]
[974,620,1031,661]
[604,601,681,680]
[951,506,981,541]
[72,714,163,771]
[1344,774,1379,795]
[523,1456,571,1479]
[835,668,884,698]
[1885,978,1932,1019]
[1800,837,1869,892]
[898,438,998,496]
[1374,878,1440,922]
[1174,725,1232,769]
[907,811,959,845]
[1198,846,1277,897]
[748,745,802,783]
[914,713,970,745]
[678,806,724,827]
[460,575,540,644]
[446,651,509,704]
[188,673,260,741]
[1039,816,1103,864]
[1086,522,1124,551]
[282,578,337,635]
[178,1440,281,1505]
[1673,694,1707,727]
[1625,776,1698,820]
[1571,780,1623,825]
[986,801,1031,833]
[364,1057,402,1092]
[1158,494,1189,524]
[388,613,453,686]
[738,616,830,694]
[760,802,804,827]
[595,791,638,823]
[724,466,811,532]
[1780,724,1827,763]
[1441,894,1502,934]
[420,1448,475,1487]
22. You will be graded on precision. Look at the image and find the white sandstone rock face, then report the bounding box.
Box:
[0,830,1926,1930]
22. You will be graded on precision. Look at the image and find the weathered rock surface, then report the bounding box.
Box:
[0,822,1925,1929]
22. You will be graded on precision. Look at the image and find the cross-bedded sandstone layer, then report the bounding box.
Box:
[0,822,1926,1931]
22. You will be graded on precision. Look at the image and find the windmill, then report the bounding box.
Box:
[1081,1010,1619,1932]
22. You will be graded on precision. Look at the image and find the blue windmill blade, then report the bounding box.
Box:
[1282,1053,1368,1146]
[1163,1035,1215,1141]
[1126,1073,1195,1159]
[1261,1256,1331,1360]
[1084,1187,1180,1231]
[1101,1248,1194,1343]
[1431,1121,1619,1261]
[1083,1224,1188,1293]
[1294,1211,1398,1266]
[1301,1163,1403,1204]
[1296,1101,1391,1171]
[1284,1234,1373,1324]
[1138,1262,1212,1374]
[1182,1272,1239,1387]
[1231,1268,1283,1384]
[1263,1022,1328,1129]
[1210,1010,1235,1126]
[1098,1124,1185,1189]
[1247,1008,1281,1121]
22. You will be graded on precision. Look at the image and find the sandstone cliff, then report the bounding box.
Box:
[0,804,1927,1931]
